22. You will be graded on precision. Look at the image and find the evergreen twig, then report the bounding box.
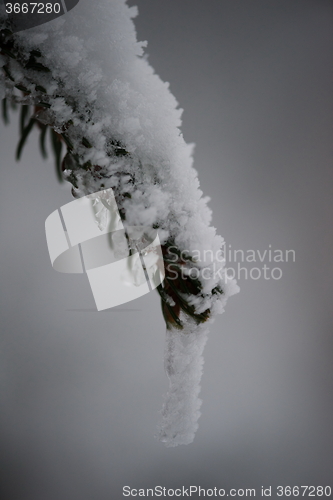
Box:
[0,25,219,330]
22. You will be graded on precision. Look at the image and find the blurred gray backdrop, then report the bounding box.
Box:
[0,0,332,498]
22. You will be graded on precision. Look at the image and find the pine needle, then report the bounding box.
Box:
[39,125,48,159]
[16,118,35,160]
[20,105,29,135]
[1,98,9,125]
[50,128,63,182]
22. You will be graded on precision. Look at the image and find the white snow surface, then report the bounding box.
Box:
[157,319,209,447]
[1,0,239,446]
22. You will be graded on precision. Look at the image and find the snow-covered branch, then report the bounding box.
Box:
[0,0,238,445]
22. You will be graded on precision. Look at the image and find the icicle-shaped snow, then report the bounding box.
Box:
[156,320,209,447]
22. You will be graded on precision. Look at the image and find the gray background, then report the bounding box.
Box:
[1,0,332,498]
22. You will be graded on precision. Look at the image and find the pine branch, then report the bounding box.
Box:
[0,24,220,331]
[0,4,238,446]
